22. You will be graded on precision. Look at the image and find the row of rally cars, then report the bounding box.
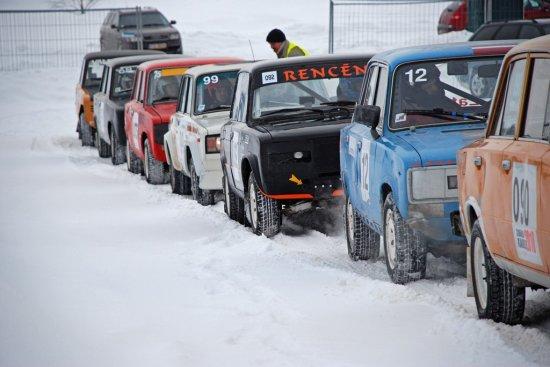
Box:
[75,35,550,325]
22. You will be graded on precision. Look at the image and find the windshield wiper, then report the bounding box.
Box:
[258,107,350,124]
[403,108,487,121]
[320,100,356,107]
[259,107,325,118]
[152,97,176,104]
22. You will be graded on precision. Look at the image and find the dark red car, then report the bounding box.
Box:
[438,0,550,34]
[124,57,242,184]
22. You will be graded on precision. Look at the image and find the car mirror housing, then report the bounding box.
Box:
[353,105,380,129]
[110,24,118,30]
[170,20,177,25]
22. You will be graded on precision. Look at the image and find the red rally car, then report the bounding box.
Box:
[124,57,242,184]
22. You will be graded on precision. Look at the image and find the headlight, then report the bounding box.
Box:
[121,32,139,42]
[205,135,221,154]
[169,33,180,40]
[408,166,458,202]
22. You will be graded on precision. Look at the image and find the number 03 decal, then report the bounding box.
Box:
[405,68,427,84]
[511,162,542,265]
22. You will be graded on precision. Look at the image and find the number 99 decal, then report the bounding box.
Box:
[203,75,219,85]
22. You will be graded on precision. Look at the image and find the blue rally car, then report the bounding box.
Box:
[340,41,518,284]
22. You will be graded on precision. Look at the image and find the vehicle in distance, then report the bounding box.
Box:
[458,35,550,325]
[469,19,550,41]
[100,8,182,54]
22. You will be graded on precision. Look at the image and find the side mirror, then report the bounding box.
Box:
[353,105,380,128]
[170,20,177,25]
[110,24,118,30]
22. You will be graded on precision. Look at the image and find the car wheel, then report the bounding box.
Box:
[144,139,167,184]
[245,172,281,238]
[126,140,142,174]
[189,160,215,206]
[345,195,380,261]
[223,171,245,224]
[471,220,525,324]
[383,193,426,284]
[76,118,82,140]
[110,127,126,165]
[96,128,111,158]
[169,158,185,195]
[80,113,94,147]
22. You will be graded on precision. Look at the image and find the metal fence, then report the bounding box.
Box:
[329,0,473,53]
[0,8,132,71]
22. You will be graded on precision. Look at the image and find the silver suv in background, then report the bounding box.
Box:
[100,8,182,54]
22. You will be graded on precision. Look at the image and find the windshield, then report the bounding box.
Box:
[390,56,503,129]
[195,70,238,114]
[111,65,138,100]
[84,58,107,93]
[251,61,366,122]
[147,67,186,104]
[119,12,169,29]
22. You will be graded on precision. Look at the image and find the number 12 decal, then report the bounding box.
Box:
[405,68,427,84]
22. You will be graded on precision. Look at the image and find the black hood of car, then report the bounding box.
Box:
[257,118,351,142]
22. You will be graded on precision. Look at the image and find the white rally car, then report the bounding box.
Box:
[164,63,244,205]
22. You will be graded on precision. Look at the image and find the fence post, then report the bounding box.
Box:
[328,0,334,54]
[136,6,143,50]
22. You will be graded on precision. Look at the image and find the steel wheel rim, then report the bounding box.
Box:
[473,236,488,309]
[110,129,115,158]
[126,143,131,170]
[346,199,355,243]
[170,164,175,191]
[385,209,397,270]
[144,144,150,179]
[249,180,258,229]
[224,176,231,214]
[191,164,198,199]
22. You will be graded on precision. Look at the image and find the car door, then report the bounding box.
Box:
[481,57,527,261]
[170,75,188,171]
[177,76,196,173]
[128,70,146,153]
[228,72,250,193]
[500,56,550,273]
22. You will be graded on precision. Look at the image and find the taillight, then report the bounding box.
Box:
[205,135,221,154]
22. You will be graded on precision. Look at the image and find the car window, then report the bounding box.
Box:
[177,76,189,112]
[494,24,520,40]
[471,25,499,41]
[99,67,108,94]
[518,24,542,39]
[544,24,550,34]
[111,64,138,100]
[195,71,238,115]
[232,72,249,122]
[523,59,550,141]
[83,58,107,94]
[364,66,379,106]
[374,67,388,122]
[147,68,185,105]
[497,59,526,136]
[138,71,147,103]
[119,11,169,29]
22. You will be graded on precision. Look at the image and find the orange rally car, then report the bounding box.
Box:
[75,50,162,146]
[458,35,550,325]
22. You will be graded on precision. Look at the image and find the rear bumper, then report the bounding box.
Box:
[407,202,465,244]
[200,154,223,190]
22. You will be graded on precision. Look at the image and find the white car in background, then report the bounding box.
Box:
[164,63,244,205]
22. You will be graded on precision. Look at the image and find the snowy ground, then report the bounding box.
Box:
[1,67,550,367]
[1,0,550,366]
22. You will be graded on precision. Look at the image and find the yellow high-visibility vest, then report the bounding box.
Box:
[285,41,310,58]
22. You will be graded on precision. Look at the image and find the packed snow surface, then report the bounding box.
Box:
[1,0,550,366]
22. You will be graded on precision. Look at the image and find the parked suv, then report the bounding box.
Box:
[100,8,182,54]
[469,19,550,41]
[340,41,517,284]
[458,35,550,325]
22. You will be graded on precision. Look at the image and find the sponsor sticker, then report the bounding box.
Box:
[512,162,542,265]
[360,138,371,202]
[395,113,407,123]
[348,135,357,157]
[262,71,278,85]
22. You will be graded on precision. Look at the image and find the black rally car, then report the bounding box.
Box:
[93,53,176,164]
[220,54,372,237]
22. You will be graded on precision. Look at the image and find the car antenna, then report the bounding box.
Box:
[248,40,256,61]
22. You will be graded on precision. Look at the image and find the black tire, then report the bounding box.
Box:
[471,220,525,324]
[126,141,142,174]
[169,158,185,195]
[245,172,281,237]
[189,160,215,206]
[382,193,426,284]
[223,172,245,223]
[110,127,126,165]
[76,118,82,140]
[80,113,94,147]
[345,196,380,261]
[96,128,111,158]
[143,139,167,184]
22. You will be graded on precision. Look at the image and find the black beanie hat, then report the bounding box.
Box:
[266,29,286,43]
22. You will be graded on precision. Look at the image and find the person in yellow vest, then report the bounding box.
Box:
[266,29,310,58]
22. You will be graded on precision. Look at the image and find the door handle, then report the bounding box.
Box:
[230,132,234,139]
[502,159,511,171]
[473,156,482,167]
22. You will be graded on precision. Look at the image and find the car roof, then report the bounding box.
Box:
[480,18,550,26]
[113,7,159,14]
[506,34,550,57]
[138,57,245,72]
[183,62,253,77]
[239,53,374,74]
[371,40,521,68]
[83,50,163,62]
[105,54,180,68]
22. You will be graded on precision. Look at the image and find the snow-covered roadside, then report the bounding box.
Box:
[0,68,549,367]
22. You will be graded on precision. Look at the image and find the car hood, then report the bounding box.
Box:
[194,111,230,133]
[149,102,177,123]
[122,26,177,37]
[394,123,486,166]
[257,118,350,142]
